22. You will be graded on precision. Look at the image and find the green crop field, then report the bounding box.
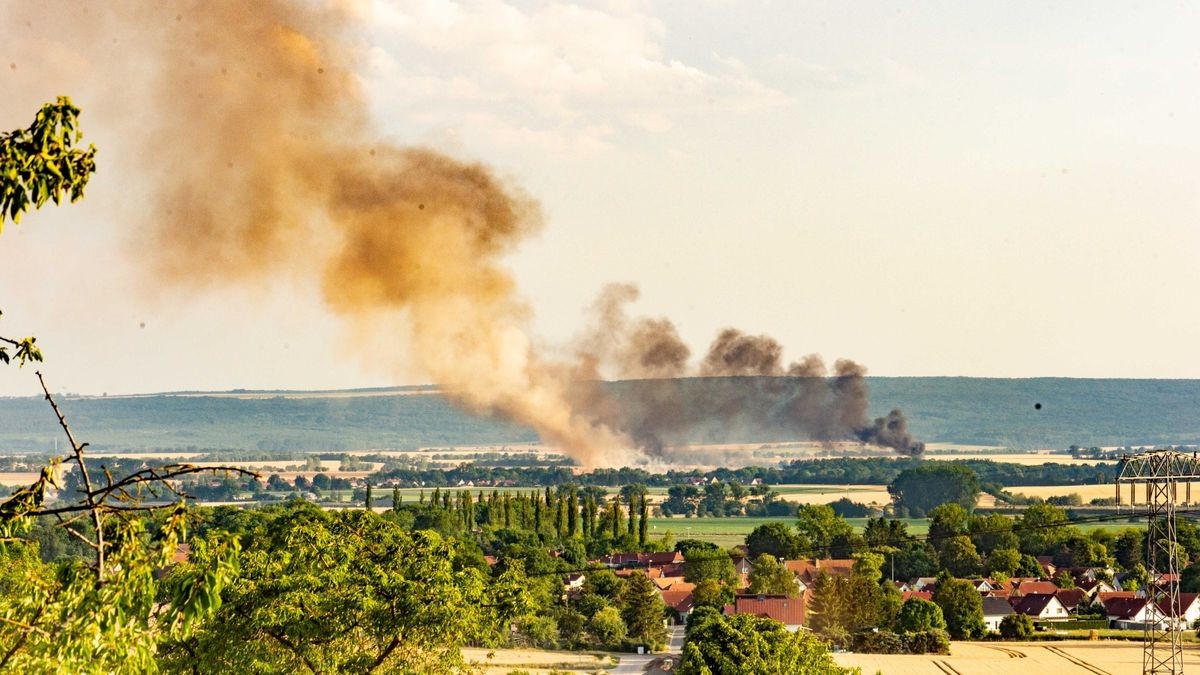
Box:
[644,515,1143,549]
[645,516,933,548]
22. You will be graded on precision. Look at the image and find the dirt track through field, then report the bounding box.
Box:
[833,641,1200,674]
[980,645,1025,658]
[1043,645,1112,675]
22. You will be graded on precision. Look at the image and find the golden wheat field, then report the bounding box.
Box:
[1005,484,1122,502]
[774,485,893,505]
[0,472,43,486]
[834,641,1200,674]
[927,452,1103,466]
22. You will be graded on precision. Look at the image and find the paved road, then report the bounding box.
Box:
[613,626,685,674]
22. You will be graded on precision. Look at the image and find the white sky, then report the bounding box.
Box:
[1,0,1199,396]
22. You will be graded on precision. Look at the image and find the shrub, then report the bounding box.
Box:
[904,629,951,655]
[851,629,905,654]
[518,614,559,648]
[999,614,1034,639]
[896,598,946,633]
[588,606,626,647]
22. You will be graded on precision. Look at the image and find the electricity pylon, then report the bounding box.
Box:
[1117,450,1200,674]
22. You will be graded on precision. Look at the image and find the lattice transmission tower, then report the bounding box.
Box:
[1117,450,1200,674]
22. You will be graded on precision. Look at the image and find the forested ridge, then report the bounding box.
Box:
[1,377,1198,453]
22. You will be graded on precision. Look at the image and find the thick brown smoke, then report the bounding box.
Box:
[7,0,630,467]
[6,2,922,464]
[575,286,924,457]
[578,284,690,380]
[699,329,784,377]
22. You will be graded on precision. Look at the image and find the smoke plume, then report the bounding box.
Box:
[700,329,784,377]
[5,2,922,464]
[574,285,925,457]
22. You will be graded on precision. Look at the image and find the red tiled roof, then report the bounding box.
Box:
[1104,596,1148,620]
[726,594,806,626]
[653,577,695,593]
[660,589,695,613]
[1010,593,1062,617]
[901,591,933,602]
[646,551,685,566]
[1016,581,1059,596]
[658,563,685,578]
[1055,588,1088,611]
[1157,593,1199,618]
[602,553,644,566]
[784,559,855,585]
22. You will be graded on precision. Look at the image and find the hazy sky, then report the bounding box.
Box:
[1,0,1199,396]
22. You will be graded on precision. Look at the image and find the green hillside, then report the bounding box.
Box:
[0,377,1196,453]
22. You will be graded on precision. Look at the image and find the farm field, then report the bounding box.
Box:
[1005,484,1123,502]
[773,484,891,505]
[645,515,1143,548]
[927,452,1110,466]
[643,517,933,548]
[0,471,42,486]
[833,640,1200,674]
[461,647,615,674]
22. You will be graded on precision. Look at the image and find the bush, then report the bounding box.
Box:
[518,614,559,648]
[849,628,949,655]
[904,629,951,655]
[896,598,946,633]
[829,497,871,518]
[999,614,1034,639]
[851,629,905,654]
[588,606,626,647]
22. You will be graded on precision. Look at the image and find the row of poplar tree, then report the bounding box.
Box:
[364,483,654,545]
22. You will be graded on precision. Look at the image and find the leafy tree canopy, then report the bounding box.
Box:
[748,554,799,597]
[895,598,946,633]
[159,508,529,673]
[0,96,97,228]
[888,464,980,516]
[678,606,849,675]
[932,576,985,640]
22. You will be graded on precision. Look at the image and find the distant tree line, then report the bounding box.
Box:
[371,457,1119,489]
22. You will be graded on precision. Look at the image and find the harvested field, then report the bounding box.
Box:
[928,452,1108,466]
[1005,484,1124,502]
[0,472,43,486]
[773,484,891,505]
[88,452,205,459]
[833,641,1200,674]
[461,647,615,674]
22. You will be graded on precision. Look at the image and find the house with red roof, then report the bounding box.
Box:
[661,589,696,624]
[1054,588,1089,614]
[1076,578,1117,599]
[1014,580,1059,597]
[1010,593,1069,621]
[723,594,806,630]
[786,559,855,590]
[1157,593,1200,629]
[1036,556,1057,577]
[982,596,1016,632]
[599,551,684,570]
[1103,596,1157,629]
